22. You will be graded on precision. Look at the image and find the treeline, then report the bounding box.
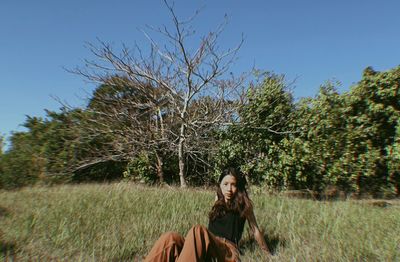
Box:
[1,66,399,197]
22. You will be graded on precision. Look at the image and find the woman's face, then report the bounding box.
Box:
[220,174,238,202]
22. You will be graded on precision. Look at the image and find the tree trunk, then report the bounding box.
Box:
[390,171,400,196]
[156,107,165,184]
[178,123,187,187]
[155,151,164,184]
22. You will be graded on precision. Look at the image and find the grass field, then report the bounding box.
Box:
[1,182,399,261]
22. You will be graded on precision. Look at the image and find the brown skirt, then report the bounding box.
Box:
[144,225,240,262]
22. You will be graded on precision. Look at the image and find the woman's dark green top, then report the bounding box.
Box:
[208,211,246,245]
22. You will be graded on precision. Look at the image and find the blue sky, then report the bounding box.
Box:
[1,0,400,145]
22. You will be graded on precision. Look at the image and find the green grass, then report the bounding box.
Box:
[1,183,399,261]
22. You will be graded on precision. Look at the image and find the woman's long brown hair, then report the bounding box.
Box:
[208,167,253,221]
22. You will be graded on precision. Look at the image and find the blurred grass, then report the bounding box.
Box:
[0,183,399,261]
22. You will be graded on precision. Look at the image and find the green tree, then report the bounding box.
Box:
[387,120,400,195]
[291,67,400,196]
[0,108,116,188]
[296,82,348,191]
[215,72,297,188]
[0,117,46,188]
[0,135,4,155]
[216,66,400,196]
[342,66,400,196]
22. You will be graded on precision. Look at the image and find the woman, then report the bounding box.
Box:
[144,167,270,262]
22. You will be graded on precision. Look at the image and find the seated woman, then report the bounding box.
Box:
[144,167,270,262]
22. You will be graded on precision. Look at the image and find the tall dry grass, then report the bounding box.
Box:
[1,183,399,261]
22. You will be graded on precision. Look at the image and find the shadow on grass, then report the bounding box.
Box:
[240,233,285,255]
[0,206,9,218]
[0,206,16,259]
[0,240,17,260]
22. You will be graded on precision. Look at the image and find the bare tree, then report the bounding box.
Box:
[71,0,245,187]
[71,76,174,183]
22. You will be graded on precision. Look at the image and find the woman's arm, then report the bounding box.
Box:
[247,209,271,254]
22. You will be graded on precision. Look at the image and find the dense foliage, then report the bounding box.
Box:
[216,67,400,197]
[1,66,399,196]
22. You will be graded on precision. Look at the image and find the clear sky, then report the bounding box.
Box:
[1,0,399,145]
